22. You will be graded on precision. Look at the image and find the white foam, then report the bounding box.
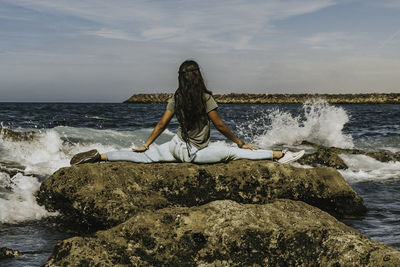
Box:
[0,172,57,223]
[339,154,400,183]
[0,127,131,223]
[238,99,354,149]
[84,115,111,120]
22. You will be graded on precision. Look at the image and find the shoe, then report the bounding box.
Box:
[70,149,100,165]
[278,150,305,164]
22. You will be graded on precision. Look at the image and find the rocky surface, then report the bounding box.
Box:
[124,93,400,104]
[37,160,366,231]
[44,200,400,266]
[0,247,21,259]
[298,146,349,169]
[299,141,400,169]
[0,128,37,141]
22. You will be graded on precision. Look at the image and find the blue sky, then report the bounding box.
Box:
[0,0,399,102]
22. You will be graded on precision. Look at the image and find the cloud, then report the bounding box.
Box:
[142,27,182,40]
[90,28,136,41]
[302,32,356,50]
[378,29,400,49]
[5,0,336,50]
[374,0,400,8]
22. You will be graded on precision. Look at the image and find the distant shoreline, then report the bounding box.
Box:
[124,93,400,104]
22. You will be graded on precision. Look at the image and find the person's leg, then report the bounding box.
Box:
[192,146,275,164]
[168,135,199,163]
[229,147,274,161]
[104,142,176,163]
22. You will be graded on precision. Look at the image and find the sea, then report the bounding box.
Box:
[0,100,399,266]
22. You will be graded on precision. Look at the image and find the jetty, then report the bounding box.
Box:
[124,93,400,104]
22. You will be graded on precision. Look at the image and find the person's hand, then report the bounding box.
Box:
[241,143,259,150]
[131,146,148,152]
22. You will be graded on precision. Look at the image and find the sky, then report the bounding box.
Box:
[0,0,399,102]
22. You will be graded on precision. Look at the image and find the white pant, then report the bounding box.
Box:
[106,135,273,164]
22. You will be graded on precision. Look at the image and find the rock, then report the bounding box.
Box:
[0,247,21,259]
[298,148,348,169]
[365,150,400,163]
[0,128,37,141]
[43,200,400,266]
[37,160,366,231]
[300,141,400,169]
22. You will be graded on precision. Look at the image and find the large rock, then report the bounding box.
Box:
[44,200,400,266]
[37,160,366,231]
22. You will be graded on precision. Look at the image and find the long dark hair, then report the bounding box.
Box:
[174,60,212,153]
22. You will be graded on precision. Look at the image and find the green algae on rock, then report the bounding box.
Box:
[43,200,400,266]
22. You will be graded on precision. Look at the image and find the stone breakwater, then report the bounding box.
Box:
[124,93,400,104]
[35,147,400,266]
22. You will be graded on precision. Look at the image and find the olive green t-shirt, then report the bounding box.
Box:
[166,93,218,149]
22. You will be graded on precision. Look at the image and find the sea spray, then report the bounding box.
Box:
[339,154,400,183]
[0,128,129,223]
[237,99,354,148]
[1,130,71,176]
[0,172,57,223]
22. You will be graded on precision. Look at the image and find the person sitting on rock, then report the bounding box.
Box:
[70,60,304,165]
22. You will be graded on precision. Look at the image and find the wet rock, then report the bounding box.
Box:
[365,150,400,163]
[37,160,366,231]
[0,128,37,141]
[0,247,21,259]
[43,200,400,266]
[0,160,26,177]
[298,148,348,169]
[300,141,400,168]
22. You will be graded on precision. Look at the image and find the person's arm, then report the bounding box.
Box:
[132,109,174,152]
[208,109,258,150]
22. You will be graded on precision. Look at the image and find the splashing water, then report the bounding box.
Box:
[0,126,176,223]
[238,99,354,148]
[339,154,400,183]
[0,128,129,223]
[0,172,57,223]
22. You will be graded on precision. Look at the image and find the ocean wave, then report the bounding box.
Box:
[354,135,400,153]
[237,99,354,149]
[0,172,57,223]
[339,154,400,183]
